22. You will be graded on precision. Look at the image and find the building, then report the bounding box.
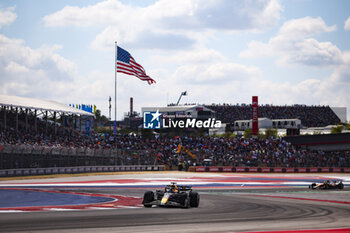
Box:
[141,105,215,120]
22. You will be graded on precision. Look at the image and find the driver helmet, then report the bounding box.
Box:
[171,184,178,192]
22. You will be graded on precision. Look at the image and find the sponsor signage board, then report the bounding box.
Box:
[209,167,219,172]
[252,96,258,136]
[195,167,206,172]
[143,110,221,129]
[236,167,246,172]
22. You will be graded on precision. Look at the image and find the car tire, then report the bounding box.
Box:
[338,182,344,189]
[179,193,188,208]
[190,192,200,207]
[143,191,154,208]
[182,197,190,209]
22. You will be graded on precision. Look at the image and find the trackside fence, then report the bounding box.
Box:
[0,165,164,177]
[193,166,350,173]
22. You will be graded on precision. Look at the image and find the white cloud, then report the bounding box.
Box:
[153,46,350,120]
[279,16,336,39]
[44,0,282,51]
[240,41,274,58]
[44,0,282,30]
[43,0,129,27]
[0,34,77,98]
[291,52,350,109]
[288,39,342,66]
[174,62,261,85]
[3,1,348,121]
[91,26,196,51]
[150,0,282,31]
[0,33,123,113]
[154,48,226,65]
[0,7,17,29]
[240,17,341,67]
[345,17,350,30]
[238,16,349,117]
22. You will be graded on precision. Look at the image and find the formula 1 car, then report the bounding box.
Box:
[142,182,200,208]
[309,180,344,190]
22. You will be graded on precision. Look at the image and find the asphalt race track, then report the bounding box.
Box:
[0,172,350,233]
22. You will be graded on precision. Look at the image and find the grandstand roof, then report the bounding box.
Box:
[0,94,94,116]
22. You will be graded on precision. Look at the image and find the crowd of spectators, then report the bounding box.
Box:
[1,127,349,169]
[205,104,341,127]
[0,105,347,169]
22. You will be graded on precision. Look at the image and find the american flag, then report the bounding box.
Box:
[116,46,156,85]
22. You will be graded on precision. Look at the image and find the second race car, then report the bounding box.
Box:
[309,180,344,190]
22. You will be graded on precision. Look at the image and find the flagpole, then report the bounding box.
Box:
[114,41,117,135]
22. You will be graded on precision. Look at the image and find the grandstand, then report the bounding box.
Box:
[0,96,349,172]
[205,104,342,127]
[0,94,94,133]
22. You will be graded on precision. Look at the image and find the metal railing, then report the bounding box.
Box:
[0,144,160,169]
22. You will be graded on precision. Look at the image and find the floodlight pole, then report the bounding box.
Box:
[114,41,117,134]
[109,96,112,120]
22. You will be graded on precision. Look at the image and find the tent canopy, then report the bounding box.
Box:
[0,94,94,117]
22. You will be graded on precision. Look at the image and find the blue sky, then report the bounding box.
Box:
[0,0,349,121]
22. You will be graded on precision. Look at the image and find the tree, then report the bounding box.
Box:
[331,125,343,134]
[264,128,278,138]
[346,123,350,130]
[243,129,252,138]
[95,109,109,123]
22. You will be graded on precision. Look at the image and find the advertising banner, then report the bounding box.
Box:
[209,167,219,172]
[261,167,271,173]
[45,168,52,174]
[309,168,319,173]
[195,167,206,172]
[30,169,37,175]
[236,167,246,172]
[343,168,350,173]
[321,167,330,172]
[273,167,283,172]
[15,170,23,176]
[298,168,307,173]
[248,167,258,172]
[332,167,341,172]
